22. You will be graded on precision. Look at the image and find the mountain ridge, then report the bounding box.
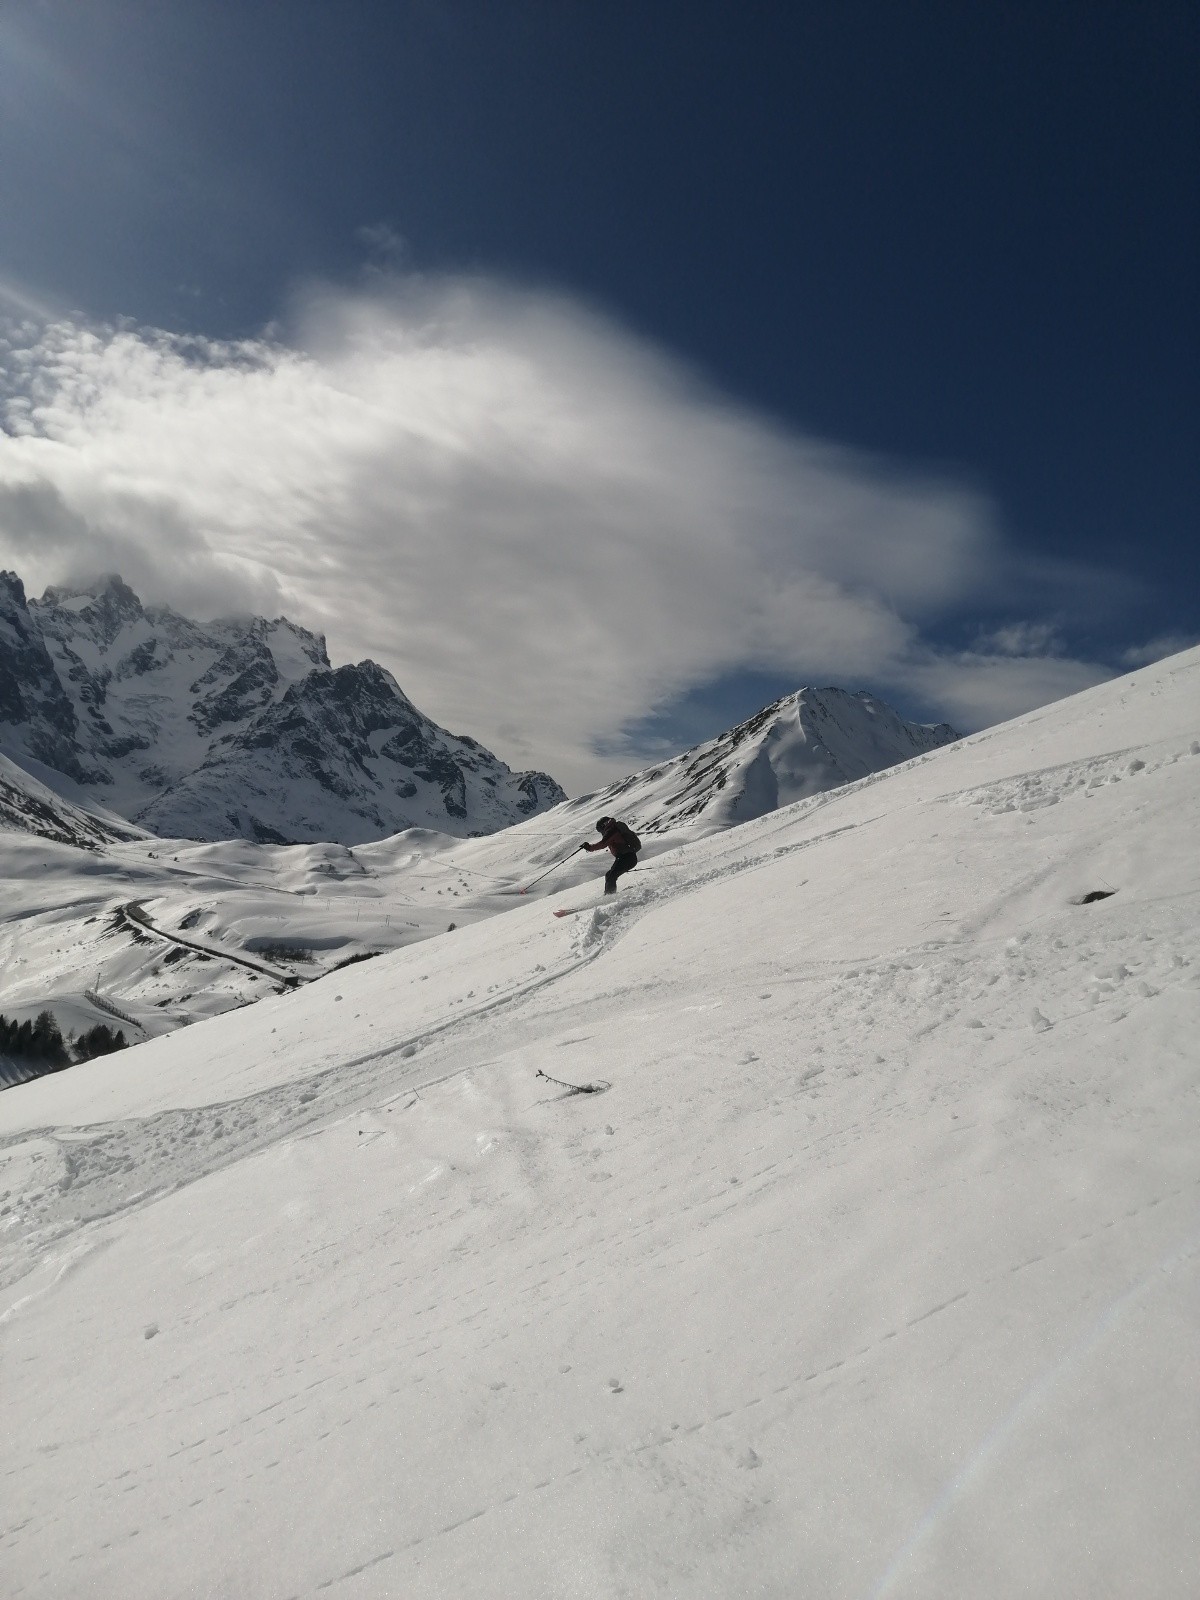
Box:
[573,684,959,835]
[0,571,565,844]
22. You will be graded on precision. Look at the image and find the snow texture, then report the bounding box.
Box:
[0,645,1198,1597]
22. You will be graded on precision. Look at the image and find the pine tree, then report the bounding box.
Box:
[32,1010,69,1067]
[74,1022,130,1062]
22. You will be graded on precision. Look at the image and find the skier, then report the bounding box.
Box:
[582,816,641,895]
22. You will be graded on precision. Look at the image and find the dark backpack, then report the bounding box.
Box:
[613,820,641,853]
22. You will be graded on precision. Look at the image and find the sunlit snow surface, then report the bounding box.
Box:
[2,649,1198,1598]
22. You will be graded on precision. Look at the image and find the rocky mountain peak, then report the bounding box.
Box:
[36,574,145,650]
[0,569,28,610]
[0,570,566,845]
[570,682,959,837]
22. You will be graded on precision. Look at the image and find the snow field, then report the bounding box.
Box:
[1,646,1198,1596]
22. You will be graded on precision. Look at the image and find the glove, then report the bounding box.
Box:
[579,841,590,850]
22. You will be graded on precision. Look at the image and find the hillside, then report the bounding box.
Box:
[0,750,144,851]
[0,646,1197,1596]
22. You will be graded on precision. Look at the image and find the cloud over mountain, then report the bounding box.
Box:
[0,278,1114,790]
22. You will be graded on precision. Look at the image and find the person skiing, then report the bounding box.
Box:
[582,816,641,894]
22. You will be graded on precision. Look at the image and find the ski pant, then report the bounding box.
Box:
[604,851,638,893]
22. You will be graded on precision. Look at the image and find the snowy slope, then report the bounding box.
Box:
[0,750,144,850]
[1,647,1197,1598]
[0,571,565,843]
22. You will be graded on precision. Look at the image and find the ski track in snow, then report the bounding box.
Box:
[0,814,845,1286]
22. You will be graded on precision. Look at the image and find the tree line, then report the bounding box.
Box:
[0,1011,128,1070]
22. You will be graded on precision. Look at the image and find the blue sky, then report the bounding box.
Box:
[0,1,1195,791]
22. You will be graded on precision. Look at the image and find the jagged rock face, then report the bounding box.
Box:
[140,659,564,846]
[574,686,959,835]
[0,573,88,781]
[0,573,565,845]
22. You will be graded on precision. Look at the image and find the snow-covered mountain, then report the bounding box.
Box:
[579,685,958,835]
[0,572,565,844]
[1,645,1197,1597]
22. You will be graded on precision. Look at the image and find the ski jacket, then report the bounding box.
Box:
[586,819,640,857]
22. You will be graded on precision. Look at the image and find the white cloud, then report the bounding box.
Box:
[902,649,1112,733]
[1119,634,1198,669]
[977,620,1066,658]
[0,277,1117,790]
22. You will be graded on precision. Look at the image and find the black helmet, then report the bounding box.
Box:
[596,816,613,831]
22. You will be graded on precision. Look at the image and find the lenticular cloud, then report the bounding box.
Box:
[0,277,1105,789]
